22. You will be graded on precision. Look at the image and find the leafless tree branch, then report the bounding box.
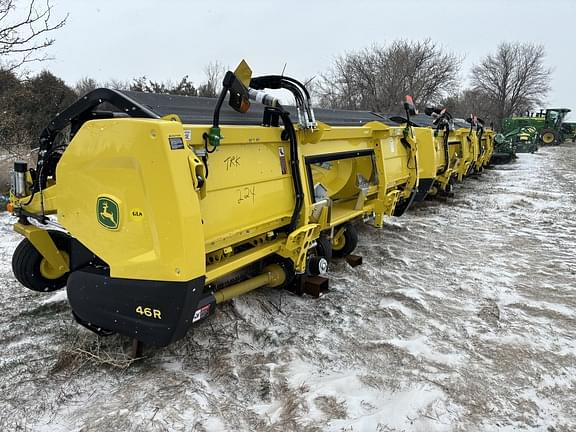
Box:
[0,0,67,71]
[317,39,461,114]
[471,42,552,128]
[198,60,225,98]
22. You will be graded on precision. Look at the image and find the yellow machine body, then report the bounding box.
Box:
[447,128,473,182]
[12,118,418,282]
[480,129,495,167]
[9,97,419,346]
[7,64,491,348]
[55,119,207,283]
[411,127,453,199]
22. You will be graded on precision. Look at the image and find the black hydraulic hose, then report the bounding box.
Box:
[441,123,450,175]
[279,111,304,232]
[431,110,452,176]
[477,126,485,159]
[279,75,311,99]
[280,79,311,113]
[250,75,314,125]
[283,82,305,106]
[250,75,311,100]
[212,85,228,129]
[242,75,308,230]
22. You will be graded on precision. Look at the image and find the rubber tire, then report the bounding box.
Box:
[314,235,333,263]
[332,223,358,258]
[308,256,328,276]
[540,128,559,146]
[307,235,332,276]
[12,230,71,292]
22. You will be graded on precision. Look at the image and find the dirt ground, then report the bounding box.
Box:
[0,145,575,431]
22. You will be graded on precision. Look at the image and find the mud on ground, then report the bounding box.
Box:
[0,145,575,431]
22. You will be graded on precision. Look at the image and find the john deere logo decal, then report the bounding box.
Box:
[97,197,119,230]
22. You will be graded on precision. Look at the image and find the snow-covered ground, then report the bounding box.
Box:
[1,145,575,431]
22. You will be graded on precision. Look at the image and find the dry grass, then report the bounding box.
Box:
[314,395,348,420]
[51,334,143,373]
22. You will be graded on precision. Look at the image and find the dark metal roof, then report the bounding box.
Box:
[119,91,401,127]
[410,114,437,128]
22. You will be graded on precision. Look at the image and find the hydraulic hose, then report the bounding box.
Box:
[280,111,304,232]
[246,86,304,231]
[441,123,451,175]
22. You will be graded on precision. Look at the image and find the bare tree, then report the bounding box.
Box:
[471,42,552,128]
[74,77,99,96]
[103,78,131,91]
[0,0,67,70]
[318,39,461,113]
[198,60,225,98]
[76,76,128,95]
[440,89,495,124]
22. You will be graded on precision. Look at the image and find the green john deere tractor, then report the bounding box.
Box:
[502,108,571,147]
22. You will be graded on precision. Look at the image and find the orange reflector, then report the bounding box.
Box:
[6,202,14,213]
[239,98,250,113]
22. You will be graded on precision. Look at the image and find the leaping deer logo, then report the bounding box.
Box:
[97,197,119,229]
[100,202,116,225]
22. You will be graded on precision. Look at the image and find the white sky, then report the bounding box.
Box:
[17,0,576,120]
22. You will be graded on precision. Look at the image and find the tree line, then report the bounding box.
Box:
[0,63,225,155]
[316,39,551,129]
[0,0,553,156]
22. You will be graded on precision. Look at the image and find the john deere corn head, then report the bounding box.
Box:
[8,61,494,350]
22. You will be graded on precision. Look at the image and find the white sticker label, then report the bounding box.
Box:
[184,129,192,141]
[192,304,211,323]
[192,309,201,322]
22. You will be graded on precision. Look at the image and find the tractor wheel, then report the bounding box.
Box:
[12,230,71,292]
[308,235,332,276]
[540,128,559,146]
[314,235,333,263]
[332,223,358,258]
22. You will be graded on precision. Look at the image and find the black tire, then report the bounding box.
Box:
[308,234,332,276]
[12,230,71,292]
[332,223,358,258]
[540,128,559,146]
[314,234,333,263]
[308,235,332,276]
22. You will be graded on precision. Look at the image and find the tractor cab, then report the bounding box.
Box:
[544,108,570,130]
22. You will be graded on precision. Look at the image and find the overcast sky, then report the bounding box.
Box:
[18,0,576,119]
